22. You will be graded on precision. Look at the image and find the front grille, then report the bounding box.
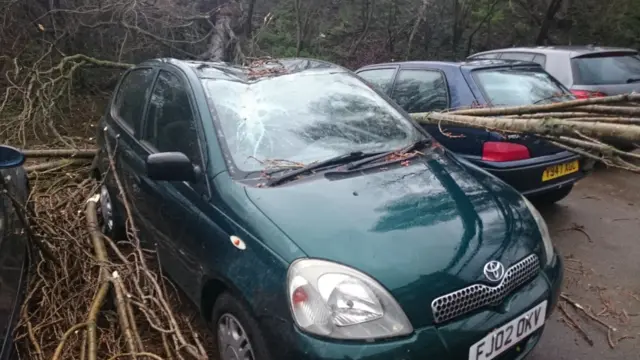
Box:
[431,254,540,324]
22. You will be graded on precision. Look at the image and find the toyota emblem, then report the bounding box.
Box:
[483,261,505,282]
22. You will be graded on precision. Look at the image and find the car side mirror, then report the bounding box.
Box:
[0,145,26,169]
[146,152,200,182]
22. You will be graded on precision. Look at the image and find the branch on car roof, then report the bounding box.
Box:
[448,93,640,116]
[415,112,640,143]
[413,93,640,173]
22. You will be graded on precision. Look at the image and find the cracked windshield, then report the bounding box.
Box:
[203,71,425,172]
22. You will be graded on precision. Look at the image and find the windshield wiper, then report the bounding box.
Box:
[266,151,378,187]
[344,138,430,171]
[626,78,640,84]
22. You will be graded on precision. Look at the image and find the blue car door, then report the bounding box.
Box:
[388,67,488,155]
[461,65,566,158]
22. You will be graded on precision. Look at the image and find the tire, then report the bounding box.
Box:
[98,184,126,240]
[211,292,273,360]
[531,185,573,205]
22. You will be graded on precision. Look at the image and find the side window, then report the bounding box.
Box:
[143,71,202,164]
[500,52,535,61]
[356,68,396,94]
[390,70,449,113]
[532,54,547,67]
[113,68,156,132]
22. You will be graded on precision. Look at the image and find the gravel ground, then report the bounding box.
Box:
[530,166,640,360]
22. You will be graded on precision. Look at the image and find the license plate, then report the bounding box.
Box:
[468,301,547,360]
[542,160,579,181]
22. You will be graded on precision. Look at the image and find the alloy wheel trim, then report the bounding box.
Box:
[99,185,114,232]
[217,313,255,360]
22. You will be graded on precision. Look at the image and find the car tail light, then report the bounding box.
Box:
[570,90,607,99]
[482,142,530,162]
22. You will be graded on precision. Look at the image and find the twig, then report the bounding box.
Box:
[25,158,89,172]
[107,353,165,360]
[22,149,97,158]
[561,293,617,332]
[51,322,88,360]
[557,223,593,242]
[559,302,594,346]
[111,271,138,357]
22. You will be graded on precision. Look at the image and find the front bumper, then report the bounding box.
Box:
[262,253,564,360]
[464,151,593,196]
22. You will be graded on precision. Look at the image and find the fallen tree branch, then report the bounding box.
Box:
[507,112,601,119]
[449,93,640,116]
[545,136,640,161]
[545,117,640,124]
[559,302,594,346]
[571,105,640,117]
[85,195,113,360]
[561,293,618,332]
[51,323,89,360]
[412,112,640,143]
[24,158,90,172]
[22,149,97,158]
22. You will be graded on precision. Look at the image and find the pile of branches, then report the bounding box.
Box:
[12,147,213,359]
[412,93,640,173]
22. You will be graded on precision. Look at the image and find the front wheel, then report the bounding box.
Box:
[98,184,126,240]
[211,292,272,360]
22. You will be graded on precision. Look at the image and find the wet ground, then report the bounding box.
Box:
[530,167,640,360]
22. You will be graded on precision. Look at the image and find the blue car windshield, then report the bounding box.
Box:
[203,71,426,172]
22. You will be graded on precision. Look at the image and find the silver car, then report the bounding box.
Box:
[468,46,640,98]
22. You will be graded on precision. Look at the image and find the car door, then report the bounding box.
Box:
[388,68,486,155]
[103,67,157,231]
[137,69,215,299]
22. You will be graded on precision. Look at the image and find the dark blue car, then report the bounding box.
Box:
[355,59,594,204]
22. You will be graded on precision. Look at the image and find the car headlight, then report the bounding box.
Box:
[287,259,413,340]
[522,196,555,265]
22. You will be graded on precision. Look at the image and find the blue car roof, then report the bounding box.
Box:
[358,59,541,71]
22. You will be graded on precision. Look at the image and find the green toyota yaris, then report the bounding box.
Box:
[94,57,563,360]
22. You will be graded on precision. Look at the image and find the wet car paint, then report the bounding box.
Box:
[94,58,563,360]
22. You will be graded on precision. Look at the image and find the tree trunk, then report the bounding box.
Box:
[411,112,640,143]
[535,0,564,45]
[406,0,430,60]
[294,0,302,57]
[199,2,242,62]
[465,0,500,57]
[348,0,374,58]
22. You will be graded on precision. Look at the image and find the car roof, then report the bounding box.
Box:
[357,59,542,71]
[471,45,639,58]
[140,57,348,82]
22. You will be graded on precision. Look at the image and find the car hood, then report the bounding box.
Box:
[244,146,543,327]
